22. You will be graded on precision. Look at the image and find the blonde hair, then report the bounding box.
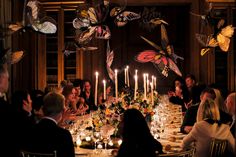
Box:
[213,88,226,112]
[197,98,220,122]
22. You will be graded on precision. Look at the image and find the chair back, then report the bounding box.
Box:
[209,138,228,157]
[21,150,57,157]
[158,147,195,157]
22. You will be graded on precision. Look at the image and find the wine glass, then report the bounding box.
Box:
[92,131,101,150]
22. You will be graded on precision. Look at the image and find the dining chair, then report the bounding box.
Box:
[209,138,228,157]
[20,150,57,157]
[158,147,195,157]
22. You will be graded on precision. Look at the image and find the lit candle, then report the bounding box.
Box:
[136,70,138,89]
[146,74,149,93]
[118,139,122,146]
[154,76,157,90]
[143,73,147,100]
[103,79,106,100]
[134,75,138,100]
[150,82,154,106]
[95,72,99,106]
[124,67,127,85]
[126,66,130,87]
[115,69,118,100]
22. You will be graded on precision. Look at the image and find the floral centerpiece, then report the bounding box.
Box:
[92,87,160,134]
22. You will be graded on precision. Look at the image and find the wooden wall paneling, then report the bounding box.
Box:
[58,8,64,85]
[37,34,46,91]
[227,7,235,92]
[76,49,84,79]
[189,0,200,81]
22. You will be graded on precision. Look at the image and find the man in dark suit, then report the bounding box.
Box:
[0,64,18,157]
[23,92,75,157]
[181,87,216,134]
[225,92,236,138]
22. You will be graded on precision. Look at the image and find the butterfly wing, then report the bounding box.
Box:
[167,58,182,77]
[77,26,96,44]
[220,25,234,38]
[217,25,234,52]
[36,16,57,34]
[110,7,123,17]
[106,41,115,82]
[114,11,140,27]
[200,48,211,56]
[161,24,169,50]
[88,7,98,24]
[95,25,111,39]
[149,18,169,26]
[217,33,230,52]
[73,18,90,29]
[9,51,24,64]
[140,36,163,52]
[152,56,169,77]
[135,50,158,63]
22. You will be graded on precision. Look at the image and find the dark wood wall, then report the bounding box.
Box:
[4,0,235,96]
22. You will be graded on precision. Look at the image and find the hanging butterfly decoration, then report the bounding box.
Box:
[7,0,57,35]
[110,1,141,27]
[136,24,183,77]
[106,40,115,82]
[63,41,98,56]
[196,19,235,56]
[73,0,111,45]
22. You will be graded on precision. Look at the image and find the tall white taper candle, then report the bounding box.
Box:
[95,72,99,106]
[103,80,106,100]
[115,69,118,100]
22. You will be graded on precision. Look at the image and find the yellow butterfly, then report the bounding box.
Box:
[196,19,234,56]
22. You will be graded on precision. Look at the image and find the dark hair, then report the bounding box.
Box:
[185,74,196,82]
[11,90,29,112]
[62,85,74,98]
[42,92,64,117]
[30,90,44,111]
[122,109,152,140]
[72,79,83,88]
[118,109,163,157]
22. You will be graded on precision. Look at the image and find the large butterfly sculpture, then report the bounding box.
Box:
[110,5,141,27]
[106,40,115,82]
[196,19,235,56]
[136,24,183,77]
[73,0,111,45]
[8,0,57,34]
[63,41,98,56]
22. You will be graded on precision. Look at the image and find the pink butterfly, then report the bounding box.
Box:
[136,25,183,77]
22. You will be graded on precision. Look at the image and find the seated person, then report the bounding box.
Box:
[30,90,44,122]
[181,87,216,134]
[23,92,75,157]
[169,84,190,112]
[117,109,163,157]
[11,90,35,156]
[98,84,113,105]
[225,92,236,137]
[182,98,235,157]
[72,79,88,115]
[81,80,97,112]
